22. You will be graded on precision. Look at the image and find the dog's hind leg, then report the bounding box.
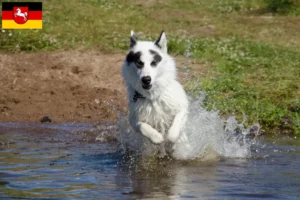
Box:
[158,126,167,157]
[137,122,164,144]
[158,143,167,158]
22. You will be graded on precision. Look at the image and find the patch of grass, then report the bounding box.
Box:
[178,38,300,134]
[1,0,300,52]
[202,0,266,13]
[199,0,300,15]
[0,0,136,52]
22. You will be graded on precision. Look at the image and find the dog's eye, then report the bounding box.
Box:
[151,61,157,67]
[135,60,144,68]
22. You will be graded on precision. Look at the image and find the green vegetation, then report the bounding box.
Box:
[182,38,300,134]
[0,0,299,134]
[266,0,300,14]
[203,0,300,15]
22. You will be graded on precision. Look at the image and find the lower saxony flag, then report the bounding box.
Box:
[2,2,42,29]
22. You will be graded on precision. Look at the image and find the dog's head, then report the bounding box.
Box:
[124,30,171,91]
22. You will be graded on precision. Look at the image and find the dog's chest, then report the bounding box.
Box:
[132,97,178,134]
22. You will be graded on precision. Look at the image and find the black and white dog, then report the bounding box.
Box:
[122,31,189,156]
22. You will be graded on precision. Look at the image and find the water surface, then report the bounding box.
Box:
[0,122,299,199]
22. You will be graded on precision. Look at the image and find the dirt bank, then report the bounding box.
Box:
[0,50,204,123]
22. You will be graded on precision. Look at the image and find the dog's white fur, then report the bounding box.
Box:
[122,31,188,154]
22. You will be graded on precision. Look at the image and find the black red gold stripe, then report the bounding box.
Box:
[2,2,42,29]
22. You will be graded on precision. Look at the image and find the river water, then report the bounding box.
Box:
[0,121,299,200]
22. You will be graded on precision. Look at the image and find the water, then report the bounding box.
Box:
[118,97,253,160]
[1,120,300,199]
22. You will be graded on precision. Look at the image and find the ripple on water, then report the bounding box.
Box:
[0,116,300,199]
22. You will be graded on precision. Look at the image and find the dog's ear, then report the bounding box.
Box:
[155,30,167,53]
[130,30,138,48]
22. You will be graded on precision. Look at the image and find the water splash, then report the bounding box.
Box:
[117,94,255,160]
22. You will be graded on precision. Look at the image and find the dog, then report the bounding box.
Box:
[122,30,188,156]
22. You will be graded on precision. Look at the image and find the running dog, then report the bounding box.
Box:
[122,30,188,156]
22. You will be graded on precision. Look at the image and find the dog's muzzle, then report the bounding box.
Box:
[141,76,152,90]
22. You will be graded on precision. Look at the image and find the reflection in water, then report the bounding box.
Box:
[0,123,300,199]
[118,157,220,199]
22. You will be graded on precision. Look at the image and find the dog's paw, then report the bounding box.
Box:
[150,133,164,144]
[167,127,180,143]
[138,122,164,144]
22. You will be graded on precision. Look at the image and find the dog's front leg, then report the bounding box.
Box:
[167,109,187,143]
[137,122,164,144]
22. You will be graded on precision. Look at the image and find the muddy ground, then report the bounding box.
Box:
[0,50,204,123]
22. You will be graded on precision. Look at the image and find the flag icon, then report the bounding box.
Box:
[2,2,42,29]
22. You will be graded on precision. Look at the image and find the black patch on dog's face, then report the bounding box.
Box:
[126,51,144,69]
[149,50,162,67]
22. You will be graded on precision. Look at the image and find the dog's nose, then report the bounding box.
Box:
[141,76,151,85]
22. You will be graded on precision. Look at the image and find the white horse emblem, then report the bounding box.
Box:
[14,8,28,22]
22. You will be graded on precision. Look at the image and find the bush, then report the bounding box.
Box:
[266,0,298,13]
